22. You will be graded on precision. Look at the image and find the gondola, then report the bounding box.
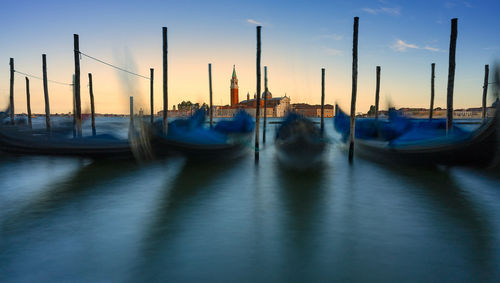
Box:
[333,105,499,167]
[149,109,254,159]
[275,113,328,169]
[0,112,133,159]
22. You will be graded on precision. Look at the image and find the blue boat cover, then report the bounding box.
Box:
[214,110,255,134]
[334,107,471,145]
[156,109,255,145]
[334,108,411,142]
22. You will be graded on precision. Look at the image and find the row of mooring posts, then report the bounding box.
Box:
[8,29,164,136]
[347,17,471,162]
[368,19,490,128]
[9,56,52,130]
[6,19,492,163]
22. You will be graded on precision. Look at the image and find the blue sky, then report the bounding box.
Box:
[1,0,499,114]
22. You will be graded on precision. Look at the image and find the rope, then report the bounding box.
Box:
[78,51,150,80]
[14,70,73,86]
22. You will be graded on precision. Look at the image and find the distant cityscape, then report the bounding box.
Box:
[14,66,497,120]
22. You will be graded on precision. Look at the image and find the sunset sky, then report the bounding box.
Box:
[1,0,499,114]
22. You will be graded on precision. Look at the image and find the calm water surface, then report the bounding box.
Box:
[1,117,500,282]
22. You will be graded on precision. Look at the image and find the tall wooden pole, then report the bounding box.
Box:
[349,17,359,163]
[72,74,76,137]
[74,34,82,137]
[482,64,489,123]
[255,26,262,162]
[430,63,435,120]
[25,77,32,128]
[130,96,134,124]
[446,18,458,133]
[88,73,96,136]
[162,27,168,134]
[321,68,325,135]
[209,63,213,128]
[42,54,51,131]
[374,66,380,119]
[263,66,268,144]
[9,58,14,125]
[150,68,154,124]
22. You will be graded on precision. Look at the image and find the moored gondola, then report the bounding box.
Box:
[0,111,133,159]
[275,113,328,169]
[149,109,254,159]
[333,106,499,167]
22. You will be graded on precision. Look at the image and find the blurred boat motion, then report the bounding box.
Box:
[149,109,255,159]
[333,104,500,167]
[275,113,328,169]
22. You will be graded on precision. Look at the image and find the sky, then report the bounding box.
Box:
[1,0,499,114]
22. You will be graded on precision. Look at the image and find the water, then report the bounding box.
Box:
[1,117,500,282]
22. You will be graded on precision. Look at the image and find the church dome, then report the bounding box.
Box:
[261,90,272,99]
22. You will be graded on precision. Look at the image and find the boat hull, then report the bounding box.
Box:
[337,111,499,167]
[275,136,327,169]
[0,126,132,159]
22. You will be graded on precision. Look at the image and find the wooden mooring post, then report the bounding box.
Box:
[321,68,325,135]
[42,54,51,131]
[482,64,489,123]
[150,68,154,124]
[374,66,380,119]
[430,63,435,120]
[74,34,82,137]
[263,66,268,144]
[446,18,458,133]
[88,73,96,136]
[130,96,134,124]
[9,58,14,124]
[209,63,213,128]
[25,77,32,128]
[162,27,168,134]
[255,26,262,162]
[72,74,76,137]
[349,16,359,163]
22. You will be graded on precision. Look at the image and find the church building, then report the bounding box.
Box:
[215,65,291,117]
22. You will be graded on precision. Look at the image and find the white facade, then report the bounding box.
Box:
[274,96,291,117]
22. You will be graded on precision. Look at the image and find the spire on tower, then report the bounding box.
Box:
[230,65,239,106]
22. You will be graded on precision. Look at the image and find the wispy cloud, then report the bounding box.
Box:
[317,34,343,40]
[247,19,262,25]
[324,47,343,56]
[391,39,441,52]
[362,6,401,16]
[391,39,418,51]
[423,46,440,52]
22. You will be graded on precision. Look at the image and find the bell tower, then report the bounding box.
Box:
[230,65,239,106]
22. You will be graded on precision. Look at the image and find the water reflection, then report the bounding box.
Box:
[134,158,243,281]
[383,164,494,281]
[1,159,140,232]
[274,165,328,281]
